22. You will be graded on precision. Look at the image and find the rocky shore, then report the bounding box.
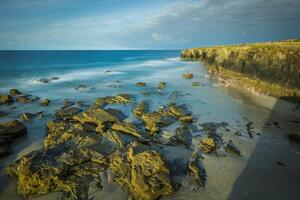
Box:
[181,39,300,102]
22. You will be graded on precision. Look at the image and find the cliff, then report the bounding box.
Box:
[181,40,300,100]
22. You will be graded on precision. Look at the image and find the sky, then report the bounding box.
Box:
[0,0,299,50]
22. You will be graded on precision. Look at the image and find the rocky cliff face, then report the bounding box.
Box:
[181,40,300,90]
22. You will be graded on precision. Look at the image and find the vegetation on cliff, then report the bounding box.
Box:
[181,39,300,99]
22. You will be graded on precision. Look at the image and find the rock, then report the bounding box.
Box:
[288,134,300,143]
[0,95,14,104]
[111,122,141,137]
[102,130,126,147]
[15,95,37,103]
[183,73,193,79]
[40,98,50,106]
[38,78,50,83]
[20,113,36,121]
[192,82,201,87]
[179,115,193,124]
[0,120,27,141]
[55,107,81,121]
[133,101,149,117]
[188,153,206,189]
[63,100,75,108]
[109,147,173,200]
[73,107,120,126]
[75,84,87,90]
[159,82,166,89]
[92,94,133,108]
[141,111,176,135]
[135,82,146,87]
[9,89,23,96]
[168,104,191,118]
[200,137,216,153]
[225,140,241,156]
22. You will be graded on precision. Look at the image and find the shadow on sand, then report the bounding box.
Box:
[228,96,300,200]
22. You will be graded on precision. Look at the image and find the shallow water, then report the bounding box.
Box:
[0,50,299,200]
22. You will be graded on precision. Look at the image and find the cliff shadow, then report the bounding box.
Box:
[227,97,300,200]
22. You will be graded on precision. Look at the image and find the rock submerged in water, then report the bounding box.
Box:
[16,94,39,103]
[182,73,193,79]
[37,77,59,83]
[0,120,27,158]
[159,82,166,89]
[192,82,201,87]
[9,89,23,96]
[0,95,14,104]
[135,82,146,87]
[40,98,50,106]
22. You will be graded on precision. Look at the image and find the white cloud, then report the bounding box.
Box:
[150,33,171,41]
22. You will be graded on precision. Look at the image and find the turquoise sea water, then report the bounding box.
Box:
[0,50,299,200]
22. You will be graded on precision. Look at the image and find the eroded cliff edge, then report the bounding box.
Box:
[181,39,300,102]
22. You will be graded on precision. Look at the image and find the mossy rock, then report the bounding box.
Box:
[0,95,14,104]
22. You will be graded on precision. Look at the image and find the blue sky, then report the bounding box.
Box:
[0,0,299,50]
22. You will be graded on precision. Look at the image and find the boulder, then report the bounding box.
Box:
[20,113,36,121]
[9,89,23,96]
[200,137,216,153]
[55,107,81,121]
[0,120,27,141]
[182,73,193,79]
[159,82,166,89]
[0,95,13,104]
[15,95,37,103]
[38,78,50,83]
[135,82,146,87]
[73,108,120,126]
[109,147,173,200]
[167,104,191,118]
[133,101,149,117]
[40,98,50,106]
[111,122,141,138]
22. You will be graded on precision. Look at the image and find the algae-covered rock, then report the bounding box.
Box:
[0,95,14,104]
[74,108,120,126]
[141,111,176,134]
[135,82,146,87]
[167,104,191,118]
[9,89,23,96]
[111,122,141,138]
[20,112,36,121]
[109,146,173,200]
[179,115,193,124]
[40,98,50,106]
[133,101,149,117]
[159,82,166,89]
[56,107,81,121]
[15,95,38,103]
[6,146,108,199]
[182,73,193,79]
[200,137,216,153]
[0,120,27,140]
[93,94,133,108]
[188,153,206,189]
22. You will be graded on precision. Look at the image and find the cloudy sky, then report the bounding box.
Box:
[0,0,299,50]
